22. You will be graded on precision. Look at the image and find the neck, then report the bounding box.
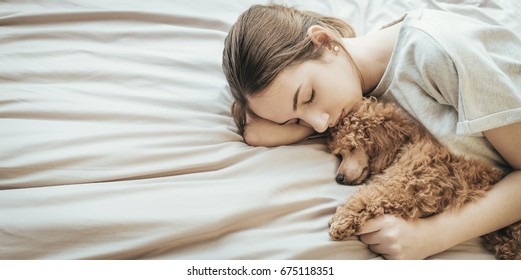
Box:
[342,22,401,94]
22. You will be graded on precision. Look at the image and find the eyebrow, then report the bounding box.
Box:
[292,85,302,112]
[277,85,302,126]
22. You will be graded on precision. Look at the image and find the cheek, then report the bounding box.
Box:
[320,84,355,108]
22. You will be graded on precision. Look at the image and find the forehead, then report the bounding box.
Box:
[248,65,304,122]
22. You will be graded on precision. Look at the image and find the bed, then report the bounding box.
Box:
[1,0,519,260]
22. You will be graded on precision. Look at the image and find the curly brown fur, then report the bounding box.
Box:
[327,97,520,260]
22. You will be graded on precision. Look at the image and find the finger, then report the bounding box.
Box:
[356,215,386,235]
[367,243,383,255]
[367,243,395,259]
[359,231,380,245]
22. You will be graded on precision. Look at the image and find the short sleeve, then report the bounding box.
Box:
[419,10,521,135]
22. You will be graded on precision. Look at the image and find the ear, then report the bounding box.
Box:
[307,25,333,49]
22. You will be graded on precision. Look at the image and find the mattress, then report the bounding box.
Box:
[1,0,519,259]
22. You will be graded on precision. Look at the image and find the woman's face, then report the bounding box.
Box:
[248,49,363,133]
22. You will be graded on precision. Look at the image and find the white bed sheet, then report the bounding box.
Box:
[1,0,519,259]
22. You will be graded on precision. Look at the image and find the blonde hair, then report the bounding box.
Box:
[222,4,355,136]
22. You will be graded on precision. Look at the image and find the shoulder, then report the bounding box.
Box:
[396,10,457,62]
[392,11,458,87]
[399,9,470,55]
[402,8,521,57]
[403,9,487,36]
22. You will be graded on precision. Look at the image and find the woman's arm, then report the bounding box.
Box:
[243,116,316,147]
[356,121,521,259]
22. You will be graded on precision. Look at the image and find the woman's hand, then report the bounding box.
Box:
[243,116,315,147]
[356,215,445,260]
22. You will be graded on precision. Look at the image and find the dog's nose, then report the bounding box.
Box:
[335,174,345,184]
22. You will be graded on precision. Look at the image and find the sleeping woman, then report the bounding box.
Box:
[222,4,521,259]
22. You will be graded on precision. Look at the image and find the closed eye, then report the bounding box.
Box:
[278,118,301,126]
[304,89,315,105]
[278,89,314,126]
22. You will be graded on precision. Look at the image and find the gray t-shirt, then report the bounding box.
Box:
[371,9,521,173]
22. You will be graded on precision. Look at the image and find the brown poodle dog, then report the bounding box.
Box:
[327,97,521,259]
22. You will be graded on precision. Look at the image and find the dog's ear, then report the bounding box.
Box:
[328,97,382,158]
[362,99,416,172]
[327,119,358,156]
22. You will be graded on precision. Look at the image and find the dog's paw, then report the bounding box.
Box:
[328,213,359,241]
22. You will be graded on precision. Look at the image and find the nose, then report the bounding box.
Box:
[335,174,345,184]
[306,112,329,133]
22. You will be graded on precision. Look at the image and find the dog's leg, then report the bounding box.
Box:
[328,187,379,240]
[328,177,416,240]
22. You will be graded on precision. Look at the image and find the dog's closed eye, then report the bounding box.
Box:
[339,146,357,157]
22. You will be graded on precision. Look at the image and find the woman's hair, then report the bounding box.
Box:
[222,4,355,136]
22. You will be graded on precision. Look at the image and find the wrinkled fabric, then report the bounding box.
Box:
[2,0,517,259]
